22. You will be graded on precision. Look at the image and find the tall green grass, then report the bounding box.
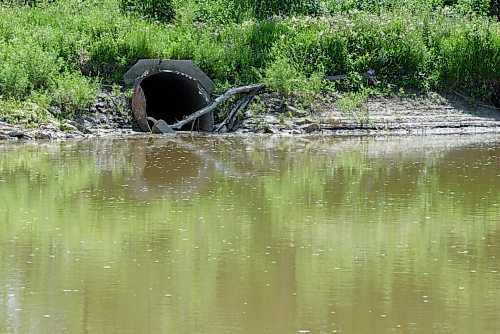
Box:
[120,0,175,22]
[0,0,498,123]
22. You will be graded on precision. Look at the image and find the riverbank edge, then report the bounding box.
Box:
[1,90,499,141]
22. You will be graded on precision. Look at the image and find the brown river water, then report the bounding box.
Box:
[0,134,499,333]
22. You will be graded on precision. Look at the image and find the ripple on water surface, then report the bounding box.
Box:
[0,134,499,333]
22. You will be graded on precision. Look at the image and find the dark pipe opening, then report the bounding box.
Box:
[139,71,213,131]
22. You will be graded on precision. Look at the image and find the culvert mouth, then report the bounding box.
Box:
[132,70,213,132]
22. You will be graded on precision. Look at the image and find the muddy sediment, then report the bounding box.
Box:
[0,90,499,141]
[237,93,500,135]
[0,88,137,141]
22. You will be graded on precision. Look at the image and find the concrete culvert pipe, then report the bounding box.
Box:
[132,70,213,132]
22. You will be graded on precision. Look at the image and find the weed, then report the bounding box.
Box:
[0,99,48,125]
[279,112,286,124]
[50,72,99,117]
[337,91,371,125]
[264,58,323,98]
[120,0,175,22]
[261,121,270,132]
[248,96,267,115]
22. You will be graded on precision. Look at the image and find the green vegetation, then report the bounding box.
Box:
[0,0,498,123]
[120,0,175,22]
[337,91,370,124]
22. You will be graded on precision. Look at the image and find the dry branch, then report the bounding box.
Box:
[170,84,265,130]
[214,87,262,132]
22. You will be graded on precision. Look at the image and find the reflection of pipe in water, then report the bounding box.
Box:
[126,134,500,199]
[126,138,209,200]
[166,137,245,177]
[124,137,247,200]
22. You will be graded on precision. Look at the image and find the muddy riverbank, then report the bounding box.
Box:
[238,92,500,135]
[0,90,499,141]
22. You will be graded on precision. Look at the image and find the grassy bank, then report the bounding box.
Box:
[0,0,499,124]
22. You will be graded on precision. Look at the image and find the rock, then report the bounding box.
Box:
[100,123,112,129]
[293,118,309,126]
[152,119,175,134]
[301,123,321,133]
[48,119,59,125]
[96,100,107,109]
[97,115,110,124]
[0,86,138,140]
[48,106,62,117]
[65,119,88,133]
[42,119,60,130]
[64,120,78,127]
[491,90,500,109]
[263,124,278,134]
[61,122,79,132]
[39,124,59,132]
[264,115,279,125]
[0,133,9,140]
[8,131,24,138]
[76,122,90,133]
[8,131,32,139]
[286,105,309,117]
[33,131,52,140]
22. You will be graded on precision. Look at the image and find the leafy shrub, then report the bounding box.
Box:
[193,0,324,24]
[50,72,99,116]
[437,21,500,85]
[0,98,48,125]
[272,19,348,75]
[194,0,251,24]
[445,0,491,16]
[252,0,325,17]
[323,0,496,16]
[0,0,55,8]
[264,58,323,96]
[120,0,175,22]
[0,41,61,99]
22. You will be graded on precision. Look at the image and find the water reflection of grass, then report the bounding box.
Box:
[0,137,499,333]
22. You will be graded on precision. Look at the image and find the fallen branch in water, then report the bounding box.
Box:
[171,83,265,130]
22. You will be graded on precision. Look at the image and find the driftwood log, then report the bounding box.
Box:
[170,83,265,130]
[214,86,263,132]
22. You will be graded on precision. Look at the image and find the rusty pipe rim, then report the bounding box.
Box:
[132,70,212,132]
